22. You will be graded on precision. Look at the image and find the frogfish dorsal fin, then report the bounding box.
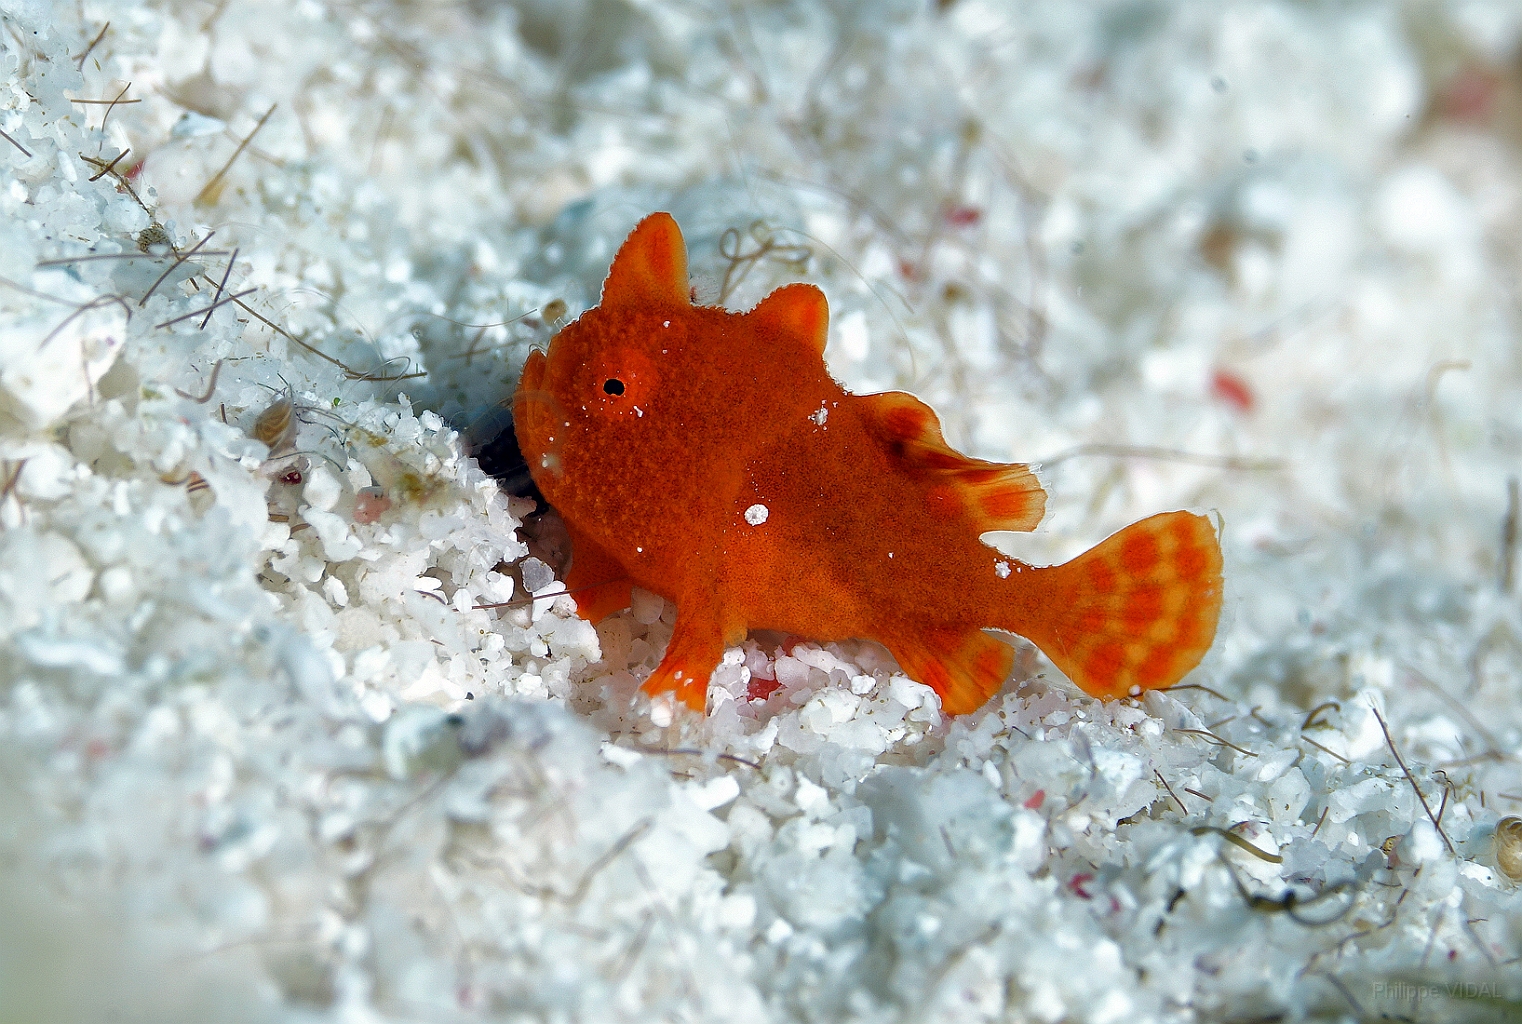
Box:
[863,390,1047,532]
[748,283,829,357]
[601,212,691,309]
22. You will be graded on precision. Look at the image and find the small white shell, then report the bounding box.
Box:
[1496,816,1522,881]
[253,390,296,452]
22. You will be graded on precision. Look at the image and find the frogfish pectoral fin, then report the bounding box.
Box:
[513,350,576,481]
[641,611,725,712]
[510,349,545,440]
[563,524,633,624]
[1015,511,1224,700]
[887,628,1016,716]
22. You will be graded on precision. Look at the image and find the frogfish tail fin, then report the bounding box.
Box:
[1017,511,1223,700]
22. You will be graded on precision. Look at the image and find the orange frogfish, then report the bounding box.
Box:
[514,213,1223,715]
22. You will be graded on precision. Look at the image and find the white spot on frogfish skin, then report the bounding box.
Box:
[744,504,769,526]
[663,321,671,328]
[809,403,828,426]
[995,560,1011,578]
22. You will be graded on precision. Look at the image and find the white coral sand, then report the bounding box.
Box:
[2,2,1521,1022]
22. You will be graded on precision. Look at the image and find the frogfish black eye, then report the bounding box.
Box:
[603,378,625,396]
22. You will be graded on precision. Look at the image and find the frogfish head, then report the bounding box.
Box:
[512,213,696,500]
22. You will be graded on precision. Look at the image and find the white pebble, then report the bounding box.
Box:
[773,656,810,689]
[303,466,342,512]
[322,576,349,607]
[303,509,362,562]
[99,565,135,603]
[794,776,831,815]
[521,557,556,593]
[600,742,643,768]
[630,587,664,624]
[649,693,675,727]
[716,893,756,930]
[685,775,740,811]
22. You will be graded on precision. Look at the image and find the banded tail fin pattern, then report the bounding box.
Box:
[1023,511,1222,700]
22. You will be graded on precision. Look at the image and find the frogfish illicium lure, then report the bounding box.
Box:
[514,213,1223,715]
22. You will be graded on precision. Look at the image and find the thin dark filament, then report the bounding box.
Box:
[155,288,256,330]
[140,231,216,307]
[87,148,129,181]
[0,127,32,157]
[1371,704,1456,857]
[196,103,276,206]
[173,359,224,403]
[75,22,109,70]
[37,293,134,351]
[202,248,238,329]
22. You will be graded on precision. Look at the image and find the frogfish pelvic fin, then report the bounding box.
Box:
[513,213,1224,715]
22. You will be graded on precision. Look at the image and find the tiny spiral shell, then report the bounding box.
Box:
[254,392,296,452]
[1496,816,1522,881]
[541,298,568,325]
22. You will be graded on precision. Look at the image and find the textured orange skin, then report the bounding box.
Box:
[514,214,1224,715]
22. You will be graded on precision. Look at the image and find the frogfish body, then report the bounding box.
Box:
[514,213,1223,715]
